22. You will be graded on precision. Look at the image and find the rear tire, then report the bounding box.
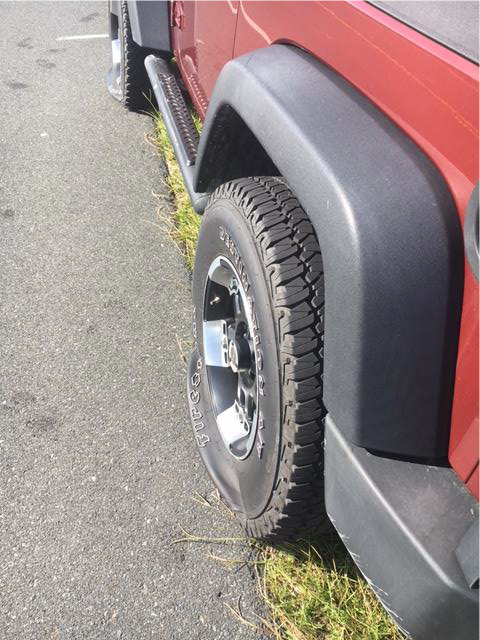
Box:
[188,177,329,541]
[107,1,152,111]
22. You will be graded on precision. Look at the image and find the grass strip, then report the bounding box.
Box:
[259,536,402,639]
[151,110,201,271]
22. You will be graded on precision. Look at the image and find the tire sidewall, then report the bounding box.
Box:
[188,198,282,520]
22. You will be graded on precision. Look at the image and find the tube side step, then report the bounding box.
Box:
[145,55,207,212]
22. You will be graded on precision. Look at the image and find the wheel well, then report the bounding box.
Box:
[198,105,280,193]
[194,44,463,459]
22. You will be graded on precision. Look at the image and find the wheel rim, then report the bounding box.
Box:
[203,256,259,460]
[107,12,123,101]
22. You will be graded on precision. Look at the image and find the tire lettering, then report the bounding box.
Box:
[191,407,203,421]
[256,438,264,459]
[189,389,200,404]
[189,365,209,446]
[196,433,210,448]
[191,372,201,388]
[258,375,265,396]
[192,306,197,342]
[256,349,263,372]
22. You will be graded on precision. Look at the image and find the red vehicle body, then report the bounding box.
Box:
[172,0,479,498]
[107,2,479,638]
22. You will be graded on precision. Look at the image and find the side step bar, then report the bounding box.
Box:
[145,55,208,213]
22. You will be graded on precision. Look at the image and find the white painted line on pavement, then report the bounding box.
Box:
[56,34,109,41]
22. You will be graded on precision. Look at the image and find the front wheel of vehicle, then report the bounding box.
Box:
[188,177,329,541]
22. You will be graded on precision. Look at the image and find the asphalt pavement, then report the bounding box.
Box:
[0,3,265,638]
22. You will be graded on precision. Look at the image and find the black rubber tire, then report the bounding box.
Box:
[116,1,152,111]
[188,177,329,542]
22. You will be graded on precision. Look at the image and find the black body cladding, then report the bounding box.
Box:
[456,517,480,589]
[193,44,464,460]
[325,416,479,640]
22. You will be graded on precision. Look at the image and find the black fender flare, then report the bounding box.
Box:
[194,44,464,459]
[126,0,171,53]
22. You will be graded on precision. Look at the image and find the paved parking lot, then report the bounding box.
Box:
[0,3,264,638]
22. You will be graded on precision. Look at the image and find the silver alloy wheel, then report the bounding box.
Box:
[203,256,259,460]
[107,11,123,101]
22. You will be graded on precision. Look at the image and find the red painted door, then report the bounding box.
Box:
[171,0,239,118]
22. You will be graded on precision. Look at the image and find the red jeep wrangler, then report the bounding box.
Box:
[106,2,479,638]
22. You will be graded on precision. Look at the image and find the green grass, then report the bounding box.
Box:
[151,110,201,271]
[259,536,402,640]
[151,111,402,640]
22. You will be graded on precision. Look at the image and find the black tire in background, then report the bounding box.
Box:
[188,177,329,541]
[107,1,152,111]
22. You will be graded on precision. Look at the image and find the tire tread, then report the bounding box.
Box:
[208,177,329,541]
[120,1,151,111]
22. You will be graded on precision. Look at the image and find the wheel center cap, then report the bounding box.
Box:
[228,337,252,373]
